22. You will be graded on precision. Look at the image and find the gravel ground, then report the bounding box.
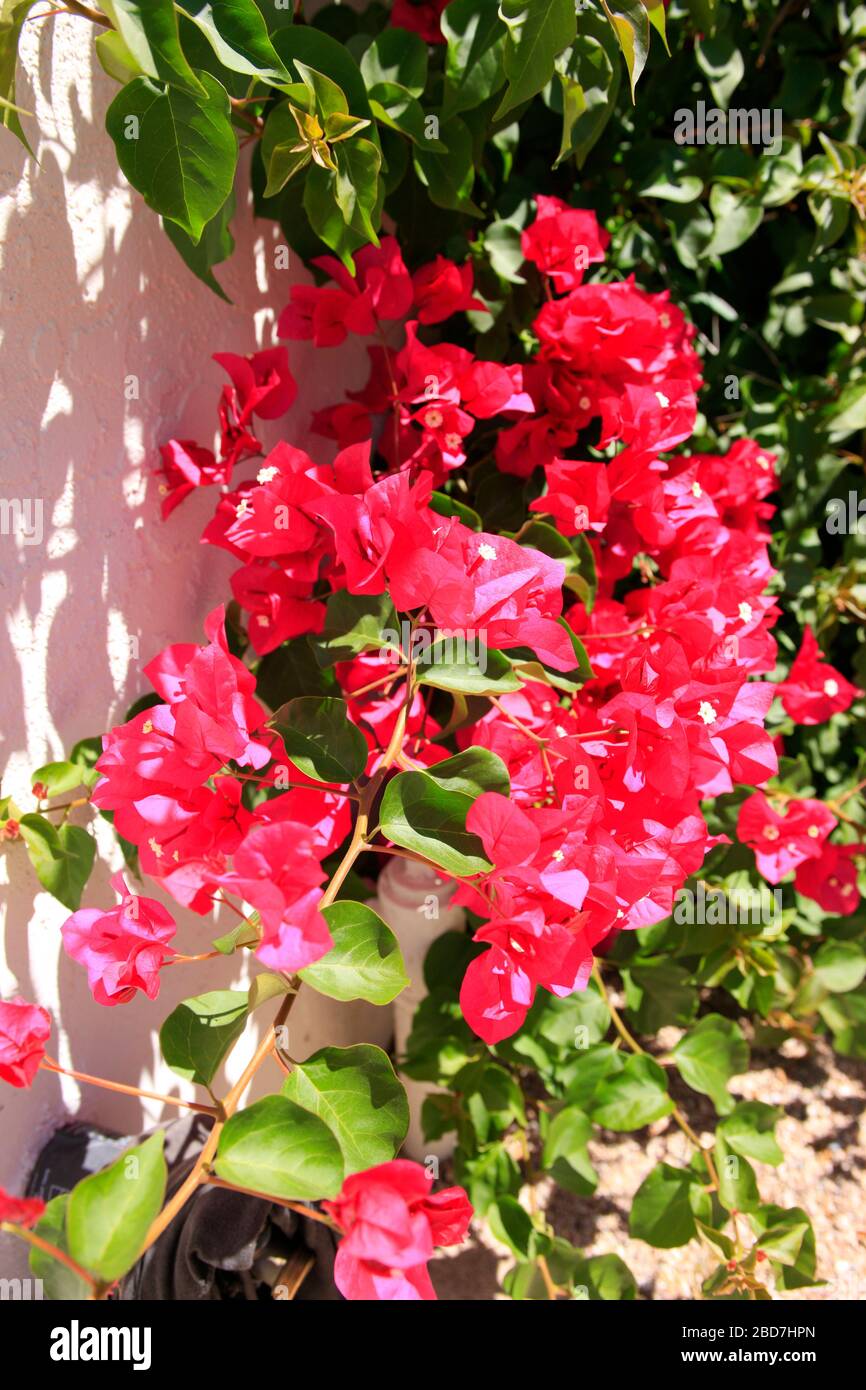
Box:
[430,1034,866,1301]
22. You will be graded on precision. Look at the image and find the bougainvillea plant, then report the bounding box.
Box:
[3,0,866,1302]
[3,184,863,1299]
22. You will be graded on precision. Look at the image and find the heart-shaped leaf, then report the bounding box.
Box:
[300,900,409,1004]
[271,695,368,784]
[281,1044,408,1175]
[66,1133,167,1282]
[214,1094,344,1200]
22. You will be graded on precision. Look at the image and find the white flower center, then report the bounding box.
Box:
[738,602,753,622]
[655,391,670,409]
[478,543,497,561]
[257,465,280,484]
[823,678,839,697]
[698,701,717,725]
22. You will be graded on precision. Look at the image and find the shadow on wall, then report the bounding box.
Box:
[0,11,368,1225]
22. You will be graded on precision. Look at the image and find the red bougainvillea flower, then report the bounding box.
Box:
[0,1188,45,1228]
[213,347,297,421]
[61,872,177,1007]
[390,0,448,44]
[521,195,610,292]
[156,440,227,518]
[218,822,331,972]
[411,256,485,324]
[323,1160,473,1300]
[278,238,412,346]
[776,627,861,725]
[795,842,864,915]
[737,792,838,883]
[0,997,51,1087]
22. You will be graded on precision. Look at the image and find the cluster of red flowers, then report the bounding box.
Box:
[87,604,352,979]
[2,193,863,1301]
[150,197,863,1046]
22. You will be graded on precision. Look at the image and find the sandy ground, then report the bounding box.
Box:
[430,1035,866,1301]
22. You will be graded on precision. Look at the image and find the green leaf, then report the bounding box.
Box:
[695,33,744,107]
[311,590,399,668]
[261,99,312,196]
[826,379,866,443]
[281,1044,408,1175]
[542,1107,597,1194]
[571,1252,637,1300]
[215,1094,344,1200]
[105,72,236,244]
[748,1205,820,1289]
[159,989,249,1088]
[105,0,207,98]
[416,639,523,695]
[248,971,291,1012]
[629,1163,698,1247]
[672,1014,749,1115]
[591,1053,674,1131]
[487,1194,539,1258]
[413,116,481,216]
[380,770,491,876]
[623,960,699,1032]
[295,60,349,122]
[271,695,368,784]
[30,761,84,798]
[299,900,409,1004]
[333,135,381,243]
[304,160,370,271]
[552,16,621,169]
[18,814,95,911]
[717,1101,784,1167]
[1,2,37,153]
[704,185,763,258]
[163,191,235,300]
[494,0,576,119]
[359,26,428,98]
[441,0,506,119]
[425,748,511,799]
[814,939,866,992]
[212,917,260,955]
[29,1195,91,1301]
[94,27,144,84]
[272,25,372,118]
[715,1132,761,1213]
[66,1133,167,1282]
[369,82,446,149]
[600,0,650,102]
[177,0,289,82]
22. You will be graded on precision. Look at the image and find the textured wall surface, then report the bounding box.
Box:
[0,13,368,1276]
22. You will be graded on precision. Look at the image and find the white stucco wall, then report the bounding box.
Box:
[0,12,375,1276]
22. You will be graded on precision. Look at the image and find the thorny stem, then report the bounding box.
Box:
[591,962,721,1190]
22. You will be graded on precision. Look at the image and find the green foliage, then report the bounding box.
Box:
[66,1133,167,1283]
